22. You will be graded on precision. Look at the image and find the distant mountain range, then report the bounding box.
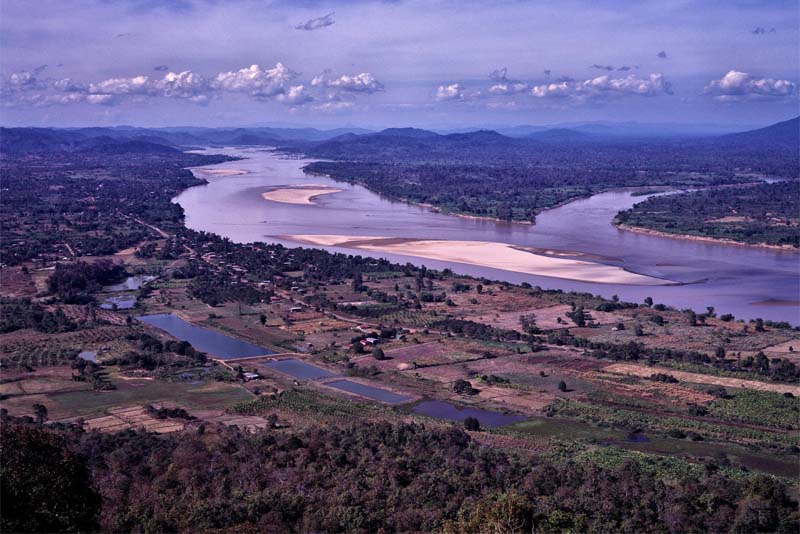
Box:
[717,116,799,148]
[0,117,796,155]
[0,125,371,153]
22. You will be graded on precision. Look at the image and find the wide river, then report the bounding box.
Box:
[177,147,799,324]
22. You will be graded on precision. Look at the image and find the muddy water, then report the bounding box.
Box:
[177,147,799,324]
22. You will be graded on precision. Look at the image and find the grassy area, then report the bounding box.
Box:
[228,388,392,419]
[511,417,800,479]
[708,390,800,430]
[49,374,253,419]
[545,399,799,450]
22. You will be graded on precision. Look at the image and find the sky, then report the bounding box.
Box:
[1,0,798,129]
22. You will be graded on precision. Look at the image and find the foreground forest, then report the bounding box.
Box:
[3,417,798,533]
[0,127,799,533]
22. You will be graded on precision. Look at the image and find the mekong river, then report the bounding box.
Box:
[177,147,799,324]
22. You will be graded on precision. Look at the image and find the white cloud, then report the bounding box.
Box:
[531,73,672,100]
[89,75,152,95]
[156,71,211,101]
[435,83,463,101]
[486,68,528,95]
[86,94,116,105]
[488,82,529,95]
[53,78,87,92]
[277,84,312,105]
[9,70,44,88]
[2,63,387,109]
[531,81,573,98]
[311,71,384,93]
[213,63,297,99]
[704,70,795,101]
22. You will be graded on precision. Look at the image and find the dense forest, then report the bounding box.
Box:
[0,142,230,265]
[297,120,799,223]
[3,418,798,533]
[616,181,800,248]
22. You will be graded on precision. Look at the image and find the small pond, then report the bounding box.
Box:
[137,314,273,359]
[263,358,336,380]
[412,400,527,428]
[77,350,97,363]
[326,379,412,404]
[104,275,156,292]
[100,296,137,310]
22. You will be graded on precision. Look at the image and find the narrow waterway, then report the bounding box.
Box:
[177,147,799,324]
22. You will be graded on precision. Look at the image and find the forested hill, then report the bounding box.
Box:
[297,118,800,166]
[296,118,799,223]
[0,125,371,153]
[717,116,799,148]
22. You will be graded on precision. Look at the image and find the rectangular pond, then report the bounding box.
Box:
[137,314,273,359]
[326,379,412,404]
[412,400,527,428]
[263,358,336,380]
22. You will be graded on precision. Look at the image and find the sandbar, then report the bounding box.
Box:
[262,185,343,205]
[195,168,249,176]
[279,234,672,285]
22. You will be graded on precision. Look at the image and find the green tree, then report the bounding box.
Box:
[463,417,481,431]
[0,423,100,533]
[32,404,47,424]
[558,380,568,392]
[453,379,479,395]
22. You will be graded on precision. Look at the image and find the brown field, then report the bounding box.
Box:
[603,362,800,395]
[762,338,800,363]
[0,367,89,397]
[578,309,797,355]
[0,266,37,297]
[470,385,554,411]
[354,338,491,371]
[59,304,130,325]
[188,408,270,431]
[83,405,186,434]
[575,369,716,405]
[0,369,255,421]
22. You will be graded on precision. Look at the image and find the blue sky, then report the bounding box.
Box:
[1,0,797,128]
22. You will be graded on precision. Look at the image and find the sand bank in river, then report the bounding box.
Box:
[195,168,249,176]
[280,235,672,285]
[262,185,343,205]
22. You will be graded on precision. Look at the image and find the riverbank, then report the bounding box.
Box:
[616,223,799,252]
[279,234,672,286]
